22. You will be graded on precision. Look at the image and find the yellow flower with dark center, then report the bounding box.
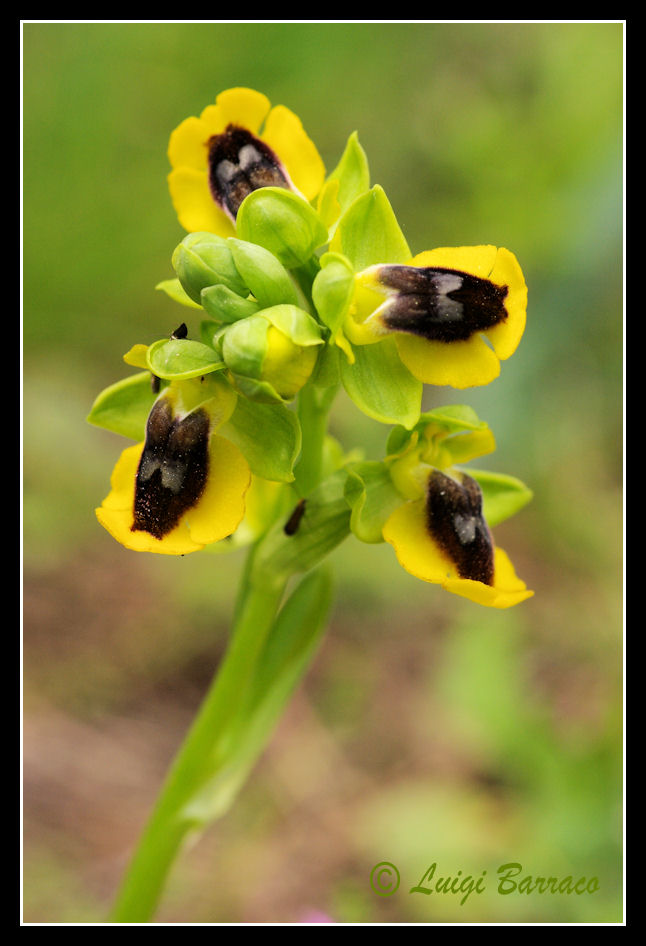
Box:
[383,468,533,608]
[168,87,325,236]
[96,392,251,555]
[347,245,527,388]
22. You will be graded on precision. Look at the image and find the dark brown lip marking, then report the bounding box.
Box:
[207,123,292,220]
[131,397,210,540]
[283,498,307,536]
[377,265,508,343]
[171,323,188,339]
[425,470,494,585]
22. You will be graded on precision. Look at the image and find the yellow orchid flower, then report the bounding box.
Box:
[168,87,325,236]
[346,244,527,389]
[383,468,532,608]
[96,386,251,555]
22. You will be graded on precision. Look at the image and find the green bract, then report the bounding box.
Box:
[236,187,328,270]
[330,184,410,271]
[317,131,370,231]
[201,284,260,323]
[220,397,302,483]
[340,338,422,428]
[227,238,300,309]
[87,371,164,441]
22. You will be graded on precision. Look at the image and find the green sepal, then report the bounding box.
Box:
[325,131,370,221]
[146,337,226,380]
[201,284,260,323]
[340,337,422,428]
[172,232,248,304]
[227,238,299,309]
[330,185,411,271]
[155,278,203,309]
[220,397,302,483]
[236,187,329,270]
[312,252,355,335]
[465,469,534,527]
[251,470,351,587]
[387,404,496,468]
[344,460,403,544]
[87,371,164,441]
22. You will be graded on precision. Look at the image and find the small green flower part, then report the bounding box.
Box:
[221,304,324,403]
[96,380,250,555]
[168,88,325,236]
[347,245,527,389]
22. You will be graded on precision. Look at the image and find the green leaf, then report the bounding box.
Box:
[331,185,410,271]
[345,461,403,543]
[236,187,329,270]
[228,238,299,309]
[340,338,422,428]
[146,338,226,380]
[326,131,370,217]
[155,278,202,310]
[467,469,534,526]
[87,371,161,440]
[220,397,302,483]
[175,568,333,824]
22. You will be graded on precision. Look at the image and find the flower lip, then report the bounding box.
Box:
[373,265,509,343]
[426,469,494,585]
[132,397,210,540]
[207,124,293,222]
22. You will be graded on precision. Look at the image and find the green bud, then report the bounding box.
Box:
[236,187,329,270]
[221,304,324,403]
[172,232,248,304]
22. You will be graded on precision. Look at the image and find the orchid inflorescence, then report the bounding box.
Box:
[90,86,533,607]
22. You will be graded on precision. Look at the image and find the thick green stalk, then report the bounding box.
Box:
[294,383,337,496]
[110,561,286,923]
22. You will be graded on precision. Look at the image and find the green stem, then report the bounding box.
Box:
[111,331,336,922]
[294,383,336,496]
[110,558,286,923]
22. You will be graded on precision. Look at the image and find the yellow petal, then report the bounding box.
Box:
[167,167,235,237]
[408,245,498,278]
[383,500,533,609]
[484,247,528,361]
[395,333,500,388]
[185,435,251,545]
[96,436,250,555]
[123,344,149,369]
[209,87,271,135]
[262,105,325,200]
[168,115,211,172]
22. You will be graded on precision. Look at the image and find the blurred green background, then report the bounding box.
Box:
[23,22,623,923]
